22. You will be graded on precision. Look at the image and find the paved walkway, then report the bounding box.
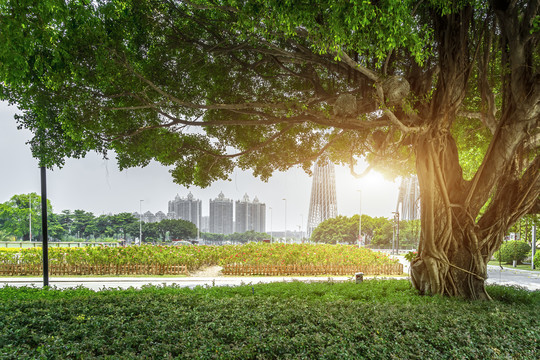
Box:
[0,276,354,290]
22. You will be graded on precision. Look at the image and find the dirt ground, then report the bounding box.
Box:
[190,265,223,277]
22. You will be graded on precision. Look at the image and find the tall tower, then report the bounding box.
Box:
[396,176,420,220]
[307,157,338,238]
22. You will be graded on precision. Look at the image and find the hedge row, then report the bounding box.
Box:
[0,280,538,359]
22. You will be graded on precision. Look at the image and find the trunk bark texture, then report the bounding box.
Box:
[411,134,502,299]
[411,132,501,300]
[410,128,539,299]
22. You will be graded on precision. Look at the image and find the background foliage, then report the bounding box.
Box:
[494,241,532,265]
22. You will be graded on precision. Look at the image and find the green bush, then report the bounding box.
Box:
[494,241,531,264]
[0,281,538,359]
[534,249,540,268]
[404,250,417,262]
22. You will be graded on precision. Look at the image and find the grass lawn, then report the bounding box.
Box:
[0,280,538,359]
[488,260,539,272]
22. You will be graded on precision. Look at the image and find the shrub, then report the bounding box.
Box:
[534,249,540,269]
[0,281,538,359]
[403,251,417,262]
[494,241,531,264]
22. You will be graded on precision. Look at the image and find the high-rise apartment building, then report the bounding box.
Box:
[235,194,266,233]
[201,216,210,233]
[168,192,202,228]
[209,192,234,234]
[154,211,167,222]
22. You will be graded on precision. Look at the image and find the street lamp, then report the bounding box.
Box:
[139,200,144,246]
[358,190,362,247]
[269,207,273,243]
[392,211,400,254]
[282,198,287,244]
[197,200,200,243]
[29,194,32,242]
[300,214,303,243]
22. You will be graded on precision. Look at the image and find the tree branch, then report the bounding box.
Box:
[337,50,379,82]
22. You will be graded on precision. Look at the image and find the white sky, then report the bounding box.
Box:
[0,101,400,232]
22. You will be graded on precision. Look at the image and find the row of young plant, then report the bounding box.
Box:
[0,243,398,270]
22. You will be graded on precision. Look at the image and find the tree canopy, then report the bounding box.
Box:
[310,214,420,248]
[0,193,61,240]
[1,0,538,299]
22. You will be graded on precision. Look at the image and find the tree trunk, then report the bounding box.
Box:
[410,133,503,300]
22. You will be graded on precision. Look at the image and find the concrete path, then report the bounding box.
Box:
[0,276,353,291]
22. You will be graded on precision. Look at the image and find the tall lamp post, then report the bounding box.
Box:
[197,200,200,243]
[358,190,362,247]
[139,200,144,245]
[282,198,287,244]
[269,207,273,243]
[40,167,49,287]
[29,194,32,242]
[532,225,536,270]
[392,211,400,254]
[300,214,303,243]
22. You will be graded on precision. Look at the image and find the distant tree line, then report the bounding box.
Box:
[201,230,269,243]
[310,214,420,250]
[0,193,273,244]
[0,193,196,243]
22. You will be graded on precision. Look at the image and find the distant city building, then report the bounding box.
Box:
[168,192,202,227]
[235,194,266,233]
[397,176,420,221]
[143,211,156,223]
[201,216,210,233]
[209,192,234,234]
[307,157,338,238]
[133,211,157,223]
[154,211,167,222]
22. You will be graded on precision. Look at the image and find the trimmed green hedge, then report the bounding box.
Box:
[0,280,538,359]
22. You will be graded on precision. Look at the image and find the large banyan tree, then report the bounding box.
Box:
[0,0,538,299]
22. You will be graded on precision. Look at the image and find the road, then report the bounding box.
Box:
[0,276,353,290]
[486,265,540,290]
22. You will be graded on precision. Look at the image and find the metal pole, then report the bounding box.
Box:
[40,167,49,287]
[282,198,287,244]
[197,200,200,242]
[139,200,144,245]
[269,207,273,243]
[396,211,399,255]
[392,211,397,254]
[29,194,32,242]
[300,214,303,243]
[532,225,536,270]
[358,190,362,247]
